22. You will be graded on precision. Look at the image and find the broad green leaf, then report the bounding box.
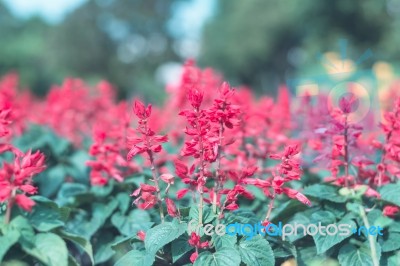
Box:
[27,197,66,232]
[22,233,68,266]
[225,210,259,225]
[312,218,356,254]
[67,200,118,239]
[380,232,400,252]
[270,239,297,258]
[367,209,393,229]
[111,209,153,236]
[9,216,35,246]
[389,222,400,233]
[171,235,193,263]
[145,221,187,257]
[271,200,308,224]
[114,250,147,266]
[115,193,131,214]
[338,242,381,266]
[57,183,88,205]
[380,184,400,207]
[0,227,20,261]
[194,247,241,266]
[238,236,274,266]
[57,229,94,265]
[189,205,216,224]
[285,211,312,242]
[67,150,90,179]
[303,184,345,203]
[37,165,66,197]
[381,252,400,266]
[212,233,237,250]
[310,210,336,224]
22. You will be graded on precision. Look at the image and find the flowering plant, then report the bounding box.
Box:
[0,61,399,266]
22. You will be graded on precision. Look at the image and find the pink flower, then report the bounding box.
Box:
[190,251,198,263]
[383,205,400,217]
[137,230,146,241]
[15,194,35,212]
[165,198,179,217]
[160,174,174,184]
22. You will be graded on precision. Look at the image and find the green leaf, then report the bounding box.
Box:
[303,184,345,203]
[189,205,216,224]
[225,210,259,225]
[67,200,118,239]
[381,253,400,266]
[115,193,131,214]
[114,250,147,266]
[9,216,35,246]
[237,236,274,266]
[37,165,66,197]
[212,233,237,250]
[111,209,153,236]
[57,229,94,265]
[367,209,393,229]
[270,239,297,258]
[94,238,116,264]
[312,218,357,254]
[27,197,66,232]
[380,232,400,252]
[389,222,400,233]
[271,200,308,224]
[68,150,90,178]
[194,247,241,266]
[21,232,68,266]
[284,209,313,242]
[57,183,88,205]
[380,184,400,207]
[0,226,20,261]
[145,221,187,257]
[171,235,193,263]
[338,242,381,266]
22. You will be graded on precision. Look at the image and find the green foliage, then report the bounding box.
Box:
[2,125,400,265]
[237,236,275,266]
[194,247,241,266]
[338,242,381,266]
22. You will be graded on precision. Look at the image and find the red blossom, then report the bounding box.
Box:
[383,205,400,217]
[165,197,179,217]
[137,230,146,241]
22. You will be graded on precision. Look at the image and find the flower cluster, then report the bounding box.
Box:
[0,102,46,223]
[127,100,172,222]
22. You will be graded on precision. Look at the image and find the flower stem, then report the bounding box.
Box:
[213,120,224,214]
[144,119,164,223]
[359,205,379,266]
[264,195,275,223]
[344,115,350,187]
[4,189,16,224]
[195,110,205,225]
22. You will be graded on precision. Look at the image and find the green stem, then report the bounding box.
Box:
[4,189,16,224]
[359,205,379,266]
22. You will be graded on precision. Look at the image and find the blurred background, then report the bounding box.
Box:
[1,0,400,102]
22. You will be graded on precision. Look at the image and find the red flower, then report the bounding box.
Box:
[188,232,209,249]
[176,188,190,199]
[383,205,400,217]
[133,100,152,120]
[14,194,35,212]
[137,230,146,241]
[165,198,179,217]
[160,174,174,184]
[133,192,158,210]
[190,251,198,263]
